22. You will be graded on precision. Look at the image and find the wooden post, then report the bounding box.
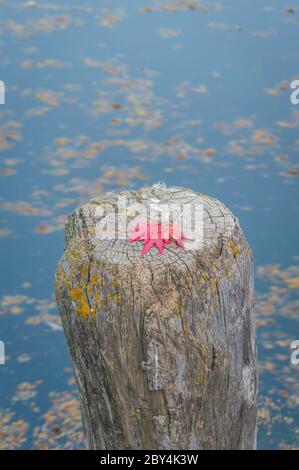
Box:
[55,185,257,450]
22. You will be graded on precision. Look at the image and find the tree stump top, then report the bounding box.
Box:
[65,184,237,272]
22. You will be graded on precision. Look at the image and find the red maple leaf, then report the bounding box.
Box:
[128,221,192,256]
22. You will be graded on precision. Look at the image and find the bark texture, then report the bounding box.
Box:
[55,185,258,450]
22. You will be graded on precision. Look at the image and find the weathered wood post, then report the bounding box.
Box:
[55,185,257,450]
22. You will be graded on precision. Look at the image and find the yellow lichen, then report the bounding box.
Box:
[133,408,142,420]
[86,270,105,310]
[80,264,89,279]
[69,287,90,319]
[94,290,104,309]
[111,279,119,290]
[114,291,122,303]
[229,239,239,257]
[88,270,103,288]
[182,322,190,337]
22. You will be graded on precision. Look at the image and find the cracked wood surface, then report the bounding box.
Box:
[55,185,258,450]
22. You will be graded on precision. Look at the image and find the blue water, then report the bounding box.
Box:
[0,0,299,449]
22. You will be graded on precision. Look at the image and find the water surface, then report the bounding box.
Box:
[0,0,299,449]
